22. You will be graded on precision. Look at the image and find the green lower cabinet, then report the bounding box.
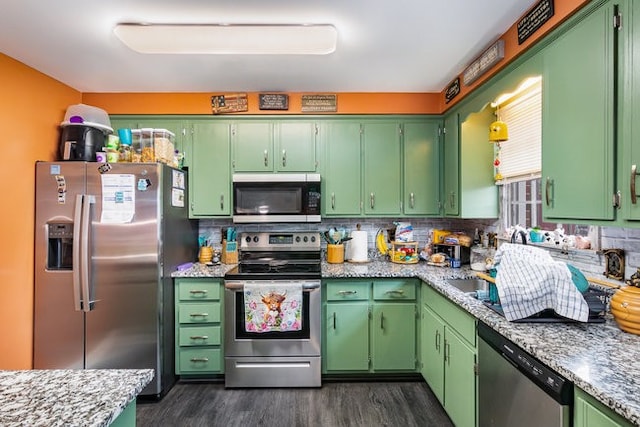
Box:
[574,388,634,427]
[325,302,370,371]
[323,279,418,374]
[421,283,477,427]
[175,279,224,376]
[371,303,416,371]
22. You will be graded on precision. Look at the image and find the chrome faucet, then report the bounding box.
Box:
[510,230,527,245]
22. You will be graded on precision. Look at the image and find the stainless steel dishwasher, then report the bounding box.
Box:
[478,322,573,427]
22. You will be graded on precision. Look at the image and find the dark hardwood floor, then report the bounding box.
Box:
[136,380,454,427]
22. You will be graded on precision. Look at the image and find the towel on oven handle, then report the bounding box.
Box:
[244,283,303,333]
[494,243,589,322]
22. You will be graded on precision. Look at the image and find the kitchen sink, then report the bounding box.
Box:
[447,278,489,294]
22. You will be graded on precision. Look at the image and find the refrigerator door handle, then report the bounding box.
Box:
[72,194,84,311]
[80,195,95,312]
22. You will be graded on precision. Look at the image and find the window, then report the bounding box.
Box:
[495,77,595,246]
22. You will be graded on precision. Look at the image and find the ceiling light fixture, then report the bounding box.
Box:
[114,23,337,55]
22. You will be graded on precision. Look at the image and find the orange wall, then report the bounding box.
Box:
[0,53,81,368]
[83,92,441,115]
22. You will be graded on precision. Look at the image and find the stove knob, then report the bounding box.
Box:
[311,236,316,242]
[295,236,301,243]
[303,236,308,242]
[245,236,252,243]
[253,236,259,243]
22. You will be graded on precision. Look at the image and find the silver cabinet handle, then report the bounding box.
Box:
[190,357,209,363]
[545,177,552,206]
[632,165,639,204]
[189,335,209,341]
[331,192,336,210]
[385,289,405,295]
[380,312,385,329]
[444,340,450,365]
[370,192,375,209]
[282,149,287,167]
[220,194,224,210]
[332,312,336,330]
[189,289,208,295]
[435,330,440,351]
[189,313,209,318]
[410,192,415,209]
[449,191,455,209]
[338,290,357,295]
[264,149,268,167]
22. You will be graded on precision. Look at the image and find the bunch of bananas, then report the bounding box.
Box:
[375,228,389,256]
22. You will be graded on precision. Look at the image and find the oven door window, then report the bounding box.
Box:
[234,183,303,215]
[234,291,311,340]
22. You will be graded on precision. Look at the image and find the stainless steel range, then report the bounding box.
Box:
[223,231,321,388]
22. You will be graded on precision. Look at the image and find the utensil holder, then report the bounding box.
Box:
[327,244,344,264]
[222,240,238,264]
[198,246,213,264]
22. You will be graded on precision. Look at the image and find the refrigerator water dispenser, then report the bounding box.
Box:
[47,222,73,270]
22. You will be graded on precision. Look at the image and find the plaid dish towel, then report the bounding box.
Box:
[494,243,589,322]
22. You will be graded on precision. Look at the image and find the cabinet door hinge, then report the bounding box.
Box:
[613,190,621,209]
[474,363,479,375]
[399,124,403,136]
[368,306,372,319]
[614,11,622,30]
[315,123,319,135]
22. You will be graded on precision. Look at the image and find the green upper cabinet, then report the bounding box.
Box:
[231,119,317,173]
[442,113,460,216]
[231,121,273,172]
[542,0,617,222]
[187,120,231,217]
[275,121,318,172]
[363,121,402,215]
[321,120,363,216]
[403,120,441,216]
[621,0,640,222]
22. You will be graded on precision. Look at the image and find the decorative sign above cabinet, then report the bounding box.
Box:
[211,93,248,114]
[301,94,337,112]
[259,94,289,110]
[444,78,460,104]
[463,40,505,86]
[517,0,555,45]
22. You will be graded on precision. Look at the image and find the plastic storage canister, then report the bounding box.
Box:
[118,140,132,162]
[140,128,155,162]
[153,129,175,165]
[131,129,142,162]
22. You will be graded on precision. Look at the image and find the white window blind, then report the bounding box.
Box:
[495,80,542,184]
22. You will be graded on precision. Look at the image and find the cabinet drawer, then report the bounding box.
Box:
[178,303,221,324]
[373,280,416,301]
[178,325,221,347]
[178,348,222,373]
[177,279,221,301]
[325,281,371,301]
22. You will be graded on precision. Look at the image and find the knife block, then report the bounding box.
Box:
[222,240,238,264]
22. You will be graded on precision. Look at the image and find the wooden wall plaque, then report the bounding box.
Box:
[211,93,248,114]
[301,94,337,113]
[517,0,554,45]
[259,94,289,110]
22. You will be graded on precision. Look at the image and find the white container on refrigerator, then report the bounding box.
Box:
[33,161,197,398]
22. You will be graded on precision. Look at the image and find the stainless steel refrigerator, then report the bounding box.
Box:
[33,161,197,397]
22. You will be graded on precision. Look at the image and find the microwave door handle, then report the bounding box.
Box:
[72,195,84,311]
[80,195,95,312]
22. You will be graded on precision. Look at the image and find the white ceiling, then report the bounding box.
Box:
[0,0,538,94]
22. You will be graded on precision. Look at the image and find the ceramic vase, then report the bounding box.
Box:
[611,285,640,335]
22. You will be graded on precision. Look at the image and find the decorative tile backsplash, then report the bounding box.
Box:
[198,218,639,283]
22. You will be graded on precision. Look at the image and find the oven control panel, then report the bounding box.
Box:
[239,232,321,251]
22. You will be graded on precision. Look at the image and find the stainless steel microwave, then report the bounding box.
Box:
[232,173,321,223]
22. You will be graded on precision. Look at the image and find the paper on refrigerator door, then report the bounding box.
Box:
[100,174,135,223]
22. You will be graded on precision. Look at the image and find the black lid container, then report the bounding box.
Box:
[59,125,107,161]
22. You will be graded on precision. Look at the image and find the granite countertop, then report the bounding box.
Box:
[173,259,640,425]
[0,369,153,427]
